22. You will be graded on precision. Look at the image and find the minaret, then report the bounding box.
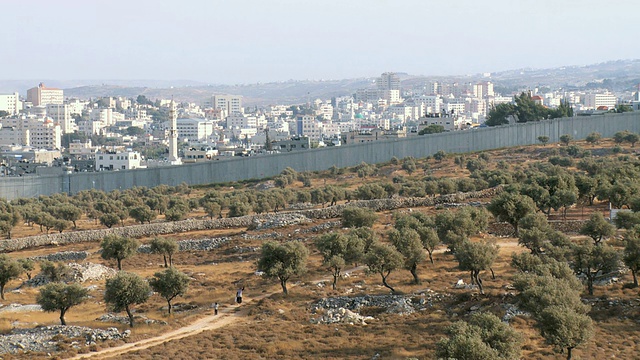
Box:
[168,99,181,165]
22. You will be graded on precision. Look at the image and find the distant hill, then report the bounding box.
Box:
[1,59,638,105]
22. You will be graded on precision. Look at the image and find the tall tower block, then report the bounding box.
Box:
[168,99,181,165]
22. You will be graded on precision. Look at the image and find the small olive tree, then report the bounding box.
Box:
[149,267,190,314]
[364,242,403,293]
[104,271,151,327]
[37,282,89,325]
[149,237,179,267]
[0,254,21,300]
[101,235,139,270]
[454,240,498,295]
[257,241,308,295]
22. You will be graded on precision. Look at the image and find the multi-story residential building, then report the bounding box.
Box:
[212,94,243,116]
[226,114,257,129]
[26,83,64,106]
[583,93,618,110]
[25,117,62,149]
[0,116,61,149]
[377,72,400,91]
[272,136,311,151]
[46,104,75,133]
[173,118,215,142]
[65,99,88,115]
[182,146,218,163]
[295,115,323,140]
[95,151,142,170]
[0,92,22,115]
[414,95,443,115]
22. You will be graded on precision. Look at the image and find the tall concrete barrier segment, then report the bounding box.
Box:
[0,112,638,199]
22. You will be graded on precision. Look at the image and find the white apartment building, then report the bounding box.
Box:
[25,117,61,149]
[65,99,88,115]
[0,116,61,149]
[173,118,215,142]
[295,115,323,140]
[26,83,64,106]
[96,151,142,170]
[382,90,401,105]
[0,93,22,115]
[226,114,256,129]
[583,93,617,110]
[212,94,243,116]
[414,95,443,115]
[77,119,106,135]
[46,104,75,133]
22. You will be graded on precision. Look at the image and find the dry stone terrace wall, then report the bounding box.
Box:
[1,186,501,253]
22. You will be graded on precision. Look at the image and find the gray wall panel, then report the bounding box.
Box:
[1,113,639,200]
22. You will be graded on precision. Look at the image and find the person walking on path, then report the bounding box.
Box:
[236,286,244,304]
[214,302,218,315]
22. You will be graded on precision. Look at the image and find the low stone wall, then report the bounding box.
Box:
[0,187,502,253]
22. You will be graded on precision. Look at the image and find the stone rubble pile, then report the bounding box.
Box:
[0,325,129,355]
[302,221,341,233]
[97,313,168,326]
[310,307,375,325]
[250,213,311,230]
[138,237,230,253]
[310,293,448,324]
[502,303,530,322]
[29,251,89,262]
[25,262,116,287]
[0,303,42,313]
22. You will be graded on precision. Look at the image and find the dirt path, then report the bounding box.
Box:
[68,239,521,359]
[68,266,367,360]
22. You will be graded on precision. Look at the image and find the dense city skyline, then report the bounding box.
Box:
[3,0,639,84]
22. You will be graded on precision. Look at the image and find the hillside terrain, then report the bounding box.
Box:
[2,59,638,105]
[1,135,640,359]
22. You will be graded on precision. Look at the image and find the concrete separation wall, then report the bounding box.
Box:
[0,112,638,200]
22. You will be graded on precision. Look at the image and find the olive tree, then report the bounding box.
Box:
[149,267,190,314]
[0,254,21,300]
[623,229,640,287]
[571,240,620,295]
[37,282,89,325]
[39,261,70,282]
[538,305,593,360]
[149,237,178,267]
[101,235,139,270]
[487,192,537,235]
[454,240,498,295]
[579,212,615,245]
[436,312,522,360]
[364,242,403,293]
[257,241,308,295]
[315,232,363,290]
[17,258,35,280]
[104,271,151,327]
[388,228,426,284]
[341,207,377,228]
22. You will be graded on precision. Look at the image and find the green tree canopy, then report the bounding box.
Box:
[364,242,403,293]
[0,254,21,300]
[149,267,190,314]
[104,271,151,327]
[257,241,308,295]
[454,240,498,294]
[436,312,522,360]
[149,237,179,267]
[100,235,139,270]
[37,282,89,325]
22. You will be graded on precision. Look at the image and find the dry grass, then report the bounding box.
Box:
[3,140,640,359]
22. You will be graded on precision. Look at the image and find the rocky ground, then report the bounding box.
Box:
[0,326,129,355]
[310,291,449,325]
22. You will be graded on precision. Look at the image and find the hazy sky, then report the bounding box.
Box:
[2,0,638,84]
